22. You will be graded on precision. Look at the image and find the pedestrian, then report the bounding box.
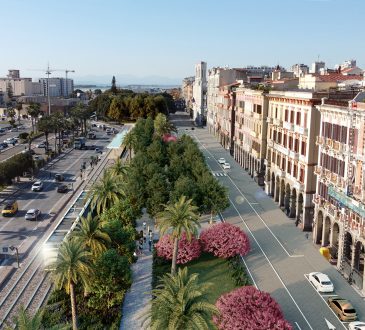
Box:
[285,206,290,216]
[305,233,309,239]
[139,239,144,254]
[148,239,152,251]
[143,221,147,230]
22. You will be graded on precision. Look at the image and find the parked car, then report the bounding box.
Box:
[328,297,357,322]
[308,272,334,292]
[4,138,16,145]
[25,209,41,221]
[0,142,8,148]
[349,321,365,330]
[57,184,68,193]
[10,127,18,132]
[22,149,35,155]
[218,158,226,164]
[31,181,43,192]
[36,142,46,148]
[2,200,18,216]
[223,162,231,170]
[55,173,64,182]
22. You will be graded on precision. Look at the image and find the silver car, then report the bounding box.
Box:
[25,209,41,221]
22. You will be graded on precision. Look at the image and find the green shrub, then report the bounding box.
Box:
[227,255,252,286]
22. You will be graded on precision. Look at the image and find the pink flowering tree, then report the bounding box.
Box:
[214,286,293,330]
[200,222,250,259]
[156,232,202,264]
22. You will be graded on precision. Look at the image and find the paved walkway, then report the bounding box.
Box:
[120,213,157,330]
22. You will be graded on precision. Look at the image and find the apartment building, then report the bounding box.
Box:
[264,91,326,230]
[39,77,74,97]
[234,86,268,183]
[182,76,194,113]
[313,92,365,292]
[192,62,207,126]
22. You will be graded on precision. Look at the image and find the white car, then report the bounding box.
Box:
[31,181,43,192]
[5,138,16,144]
[36,142,46,148]
[218,158,226,164]
[223,162,231,169]
[308,272,334,292]
[349,321,365,330]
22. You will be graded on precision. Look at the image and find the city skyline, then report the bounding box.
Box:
[1,0,364,84]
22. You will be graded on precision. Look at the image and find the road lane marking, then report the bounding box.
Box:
[227,199,314,330]
[192,133,303,258]
[294,322,302,330]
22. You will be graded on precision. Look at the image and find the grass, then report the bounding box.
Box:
[152,252,240,305]
[186,253,239,304]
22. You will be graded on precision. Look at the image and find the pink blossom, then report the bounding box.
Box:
[200,222,250,259]
[214,286,293,330]
[155,233,201,264]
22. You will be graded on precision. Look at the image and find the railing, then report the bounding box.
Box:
[266,117,273,124]
[273,118,283,126]
[316,136,325,145]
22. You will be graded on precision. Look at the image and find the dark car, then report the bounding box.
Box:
[0,142,8,148]
[57,184,68,193]
[55,174,64,182]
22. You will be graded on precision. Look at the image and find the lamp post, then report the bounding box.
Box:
[46,65,51,115]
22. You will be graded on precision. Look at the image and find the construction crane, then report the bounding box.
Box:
[27,65,75,114]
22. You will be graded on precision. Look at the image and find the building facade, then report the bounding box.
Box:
[39,78,74,97]
[192,62,207,125]
[313,93,365,293]
[182,76,194,114]
[264,91,324,230]
[233,87,268,183]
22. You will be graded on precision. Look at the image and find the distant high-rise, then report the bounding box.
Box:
[310,61,325,74]
[7,69,20,79]
[291,64,309,77]
[39,77,74,97]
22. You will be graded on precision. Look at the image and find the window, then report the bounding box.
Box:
[289,136,293,150]
[296,112,301,125]
[294,139,299,153]
[281,158,286,171]
[256,104,262,114]
[301,141,306,156]
[299,167,305,183]
[285,109,289,122]
[290,111,295,124]
[293,163,298,178]
[283,134,287,147]
[287,160,292,175]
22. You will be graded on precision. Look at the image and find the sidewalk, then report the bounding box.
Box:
[120,213,158,330]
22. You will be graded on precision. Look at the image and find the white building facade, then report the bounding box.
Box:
[192,62,207,125]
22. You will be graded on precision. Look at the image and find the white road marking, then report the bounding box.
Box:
[192,133,303,258]
[227,199,314,330]
[294,322,302,330]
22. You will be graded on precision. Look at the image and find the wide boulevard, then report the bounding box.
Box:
[173,112,365,330]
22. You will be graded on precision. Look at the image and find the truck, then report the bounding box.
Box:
[87,132,96,139]
[74,137,86,150]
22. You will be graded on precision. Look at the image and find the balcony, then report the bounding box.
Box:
[250,131,258,138]
[273,118,283,126]
[293,180,304,192]
[283,121,294,131]
[266,117,273,124]
[295,126,308,135]
[330,173,338,184]
[326,138,334,149]
[337,176,345,189]
[253,112,262,120]
[278,169,286,178]
[289,150,299,160]
[314,165,321,175]
[316,136,325,145]
[268,140,274,148]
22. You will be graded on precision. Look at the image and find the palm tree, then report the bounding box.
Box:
[38,115,53,152]
[6,305,43,330]
[145,268,218,330]
[122,131,136,162]
[52,239,93,330]
[154,113,177,138]
[87,170,125,215]
[27,103,41,133]
[108,158,128,179]
[156,196,200,275]
[72,212,111,258]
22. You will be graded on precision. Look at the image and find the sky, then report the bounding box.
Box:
[1,0,364,85]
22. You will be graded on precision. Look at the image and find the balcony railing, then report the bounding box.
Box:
[316,136,325,145]
[273,118,283,126]
[283,121,294,131]
[250,131,258,138]
[266,117,273,124]
[330,173,338,184]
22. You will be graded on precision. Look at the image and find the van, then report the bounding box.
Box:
[2,200,18,216]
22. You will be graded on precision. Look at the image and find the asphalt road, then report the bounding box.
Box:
[0,125,115,253]
[178,125,365,330]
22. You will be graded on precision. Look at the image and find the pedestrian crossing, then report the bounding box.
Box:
[212,171,227,177]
